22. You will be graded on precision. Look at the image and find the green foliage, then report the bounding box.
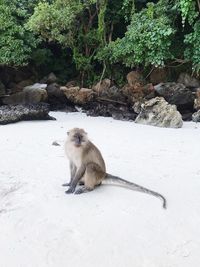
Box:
[1,0,200,82]
[184,20,200,72]
[0,0,39,66]
[179,0,198,26]
[98,1,175,68]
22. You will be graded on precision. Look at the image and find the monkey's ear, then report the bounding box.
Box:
[67,131,69,135]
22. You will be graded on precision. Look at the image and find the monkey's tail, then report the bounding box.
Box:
[105,173,167,209]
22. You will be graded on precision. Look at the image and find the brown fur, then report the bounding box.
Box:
[63,128,167,208]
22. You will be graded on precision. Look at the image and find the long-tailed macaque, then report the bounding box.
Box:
[63,128,167,209]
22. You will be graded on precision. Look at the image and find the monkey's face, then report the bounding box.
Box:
[67,128,88,147]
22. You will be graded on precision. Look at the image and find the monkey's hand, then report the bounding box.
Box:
[65,187,75,194]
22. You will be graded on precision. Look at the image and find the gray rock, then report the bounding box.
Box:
[192,110,200,122]
[178,73,200,88]
[46,83,63,98]
[2,88,47,105]
[0,81,6,96]
[0,103,55,125]
[52,141,60,146]
[135,97,183,128]
[84,102,137,121]
[47,72,57,84]
[154,82,194,108]
[24,83,47,91]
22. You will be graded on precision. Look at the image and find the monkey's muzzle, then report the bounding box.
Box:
[74,135,82,146]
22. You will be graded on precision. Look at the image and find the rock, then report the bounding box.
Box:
[2,87,47,105]
[192,110,200,122]
[46,83,63,98]
[47,72,57,84]
[0,81,6,96]
[178,73,200,88]
[46,83,69,109]
[84,102,137,121]
[194,88,200,110]
[93,79,111,94]
[15,79,34,91]
[150,68,168,84]
[65,81,77,88]
[0,103,55,125]
[181,111,193,121]
[127,71,145,87]
[154,82,194,110]
[60,86,94,105]
[24,83,47,91]
[122,82,155,104]
[52,141,60,146]
[135,97,183,128]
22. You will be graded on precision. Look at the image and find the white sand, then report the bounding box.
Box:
[0,112,200,267]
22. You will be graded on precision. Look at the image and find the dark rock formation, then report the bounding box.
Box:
[178,73,200,88]
[154,82,195,111]
[83,101,137,121]
[0,103,55,125]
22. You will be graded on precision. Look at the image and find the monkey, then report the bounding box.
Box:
[63,128,167,209]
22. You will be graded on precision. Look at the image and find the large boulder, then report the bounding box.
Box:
[154,82,195,110]
[192,110,200,122]
[40,72,57,84]
[2,84,47,105]
[135,97,183,128]
[60,86,94,105]
[84,102,137,121]
[194,88,200,110]
[46,83,68,109]
[0,103,55,125]
[126,71,145,87]
[93,79,126,103]
[93,78,111,94]
[122,82,155,104]
[0,81,6,96]
[177,73,200,88]
[149,68,168,85]
[122,71,155,104]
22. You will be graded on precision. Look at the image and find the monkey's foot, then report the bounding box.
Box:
[74,186,93,194]
[62,182,71,187]
[65,187,75,194]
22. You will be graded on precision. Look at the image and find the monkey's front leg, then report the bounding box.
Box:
[62,162,77,186]
[65,165,85,194]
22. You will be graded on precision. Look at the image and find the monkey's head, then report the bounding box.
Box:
[67,128,88,147]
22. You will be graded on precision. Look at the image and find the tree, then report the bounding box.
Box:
[0,0,39,66]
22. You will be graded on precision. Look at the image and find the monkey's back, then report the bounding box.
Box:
[83,141,106,172]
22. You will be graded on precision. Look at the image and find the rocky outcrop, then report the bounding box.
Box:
[154,82,195,110]
[122,71,155,104]
[149,68,168,85]
[126,71,145,87]
[194,88,200,110]
[2,84,47,105]
[192,110,200,122]
[93,79,111,94]
[60,86,94,105]
[46,83,67,109]
[0,103,55,125]
[135,97,183,128]
[178,73,200,88]
[84,102,137,121]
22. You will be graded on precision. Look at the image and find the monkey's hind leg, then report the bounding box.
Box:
[75,163,104,194]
